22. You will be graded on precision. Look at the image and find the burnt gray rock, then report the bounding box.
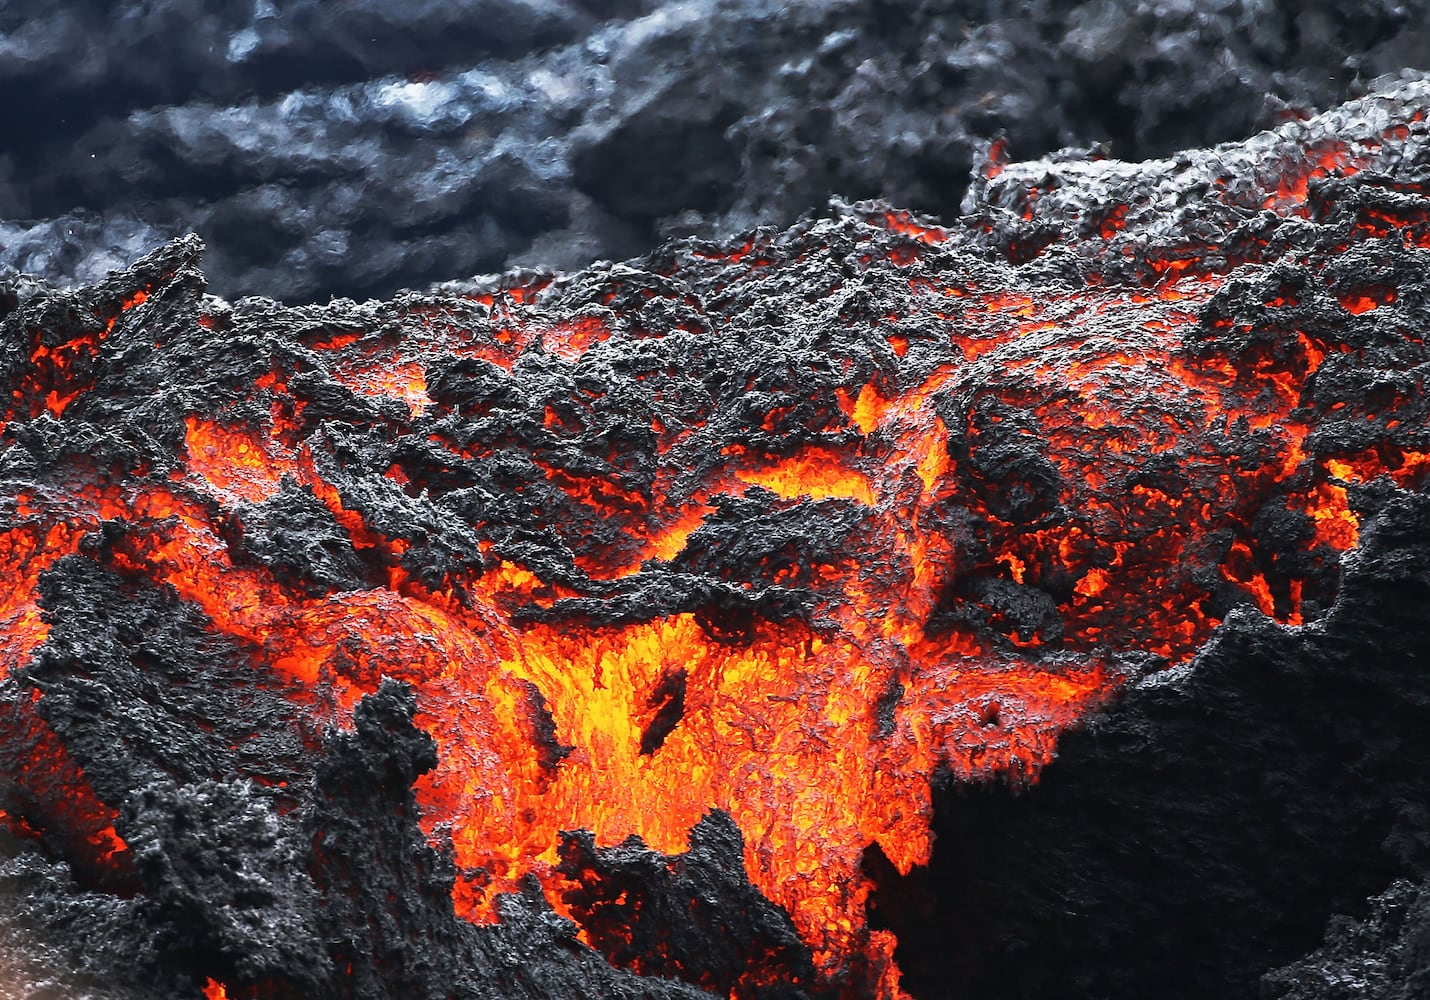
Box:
[559,811,817,1000]
[233,476,369,594]
[2,70,1430,1000]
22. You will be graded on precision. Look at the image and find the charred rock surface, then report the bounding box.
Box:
[870,489,1430,999]
[4,1,1430,302]
[1263,877,1430,1000]
[1,72,1430,1000]
[559,812,817,1000]
[0,849,152,1000]
[3,564,717,999]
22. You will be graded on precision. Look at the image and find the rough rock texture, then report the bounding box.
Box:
[0,849,151,1000]
[3,0,1430,302]
[1,70,1430,1000]
[1262,878,1430,1000]
[5,558,713,1000]
[559,813,816,999]
[869,489,1430,999]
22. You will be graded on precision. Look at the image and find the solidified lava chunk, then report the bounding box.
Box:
[2,72,1430,1000]
[5,0,1430,303]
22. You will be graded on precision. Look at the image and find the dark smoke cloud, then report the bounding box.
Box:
[0,1,1426,300]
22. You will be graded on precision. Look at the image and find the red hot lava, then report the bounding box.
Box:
[2,78,1430,1000]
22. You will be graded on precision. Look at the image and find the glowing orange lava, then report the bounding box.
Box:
[3,99,1427,999]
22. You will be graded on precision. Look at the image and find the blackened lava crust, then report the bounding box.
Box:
[3,0,1430,302]
[2,72,1430,1000]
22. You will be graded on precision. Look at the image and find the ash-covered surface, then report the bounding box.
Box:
[3,0,1430,302]
[2,71,1430,1000]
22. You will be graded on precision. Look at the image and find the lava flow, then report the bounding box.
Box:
[2,78,1430,1000]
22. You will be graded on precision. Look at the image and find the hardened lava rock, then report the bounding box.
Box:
[3,0,1430,301]
[872,490,1430,1000]
[1263,878,1430,1000]
[2,71,1430,1000]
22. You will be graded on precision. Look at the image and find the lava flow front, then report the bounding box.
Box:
[3,78,1430,1000]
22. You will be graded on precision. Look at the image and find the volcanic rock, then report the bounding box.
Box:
[3,1,1430,301]
[2,68,1430,1000]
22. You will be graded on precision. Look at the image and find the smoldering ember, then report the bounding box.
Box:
[5,43,1430,1000]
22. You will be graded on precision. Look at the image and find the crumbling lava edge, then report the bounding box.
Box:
[871,486,1430,1000]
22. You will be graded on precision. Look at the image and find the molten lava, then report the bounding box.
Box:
[3,80,1430,1000]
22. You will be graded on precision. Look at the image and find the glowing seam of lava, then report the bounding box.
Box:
[5,108,1430,999]
[160,274,1360,989]
[2,271,1377,995]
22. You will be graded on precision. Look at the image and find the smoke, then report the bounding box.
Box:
[1,0,1427,302]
